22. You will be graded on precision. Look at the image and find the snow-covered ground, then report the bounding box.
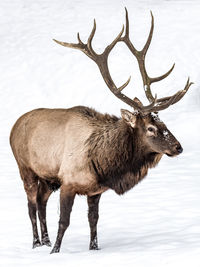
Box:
[0,0,200,266]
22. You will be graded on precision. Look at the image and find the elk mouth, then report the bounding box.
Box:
[165,152,174,157]
[165,152,181,158]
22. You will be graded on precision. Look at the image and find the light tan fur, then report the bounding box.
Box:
[10,108,106,196]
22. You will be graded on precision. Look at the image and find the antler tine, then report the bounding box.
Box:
[87,19,97,56]
[77,32,84,45]
[142,11,175,84]
[142,11,154,56]
[170,77,193,104]
[171,77,193,105]
[125,7,129,36]
[53,20,98,61]
[118,76,131,92]
[121,8,137,53]
[53,38,82,49]
[104,25,124,56]
[150,63,175,83]
[154,78,193,106]
[143,78,193,113]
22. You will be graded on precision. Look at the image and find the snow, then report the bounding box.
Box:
[163,130,170,139]
[0,0,200,266]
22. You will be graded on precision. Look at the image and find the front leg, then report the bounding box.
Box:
[50,186,75,254]
[87,194,101,250]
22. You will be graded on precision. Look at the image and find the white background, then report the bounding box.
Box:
[0,0,200,266]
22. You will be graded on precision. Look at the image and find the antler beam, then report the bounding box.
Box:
[54,9,193,115]
[54,20,148,112]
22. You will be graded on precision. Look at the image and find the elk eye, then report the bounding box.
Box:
[148,127,155,132]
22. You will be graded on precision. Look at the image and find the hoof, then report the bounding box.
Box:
[89,237,99,250]
[50,246,60,254]
[32,239,42,249]
[90,246,100,250]
[89,242,100,250]
[42,237,52,247]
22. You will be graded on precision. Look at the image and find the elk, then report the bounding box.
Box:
[10,9,192,254]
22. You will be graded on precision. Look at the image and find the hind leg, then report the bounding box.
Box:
[20,166,41,248]
[37,180,52,247]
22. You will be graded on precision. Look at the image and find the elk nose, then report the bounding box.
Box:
[176,144,183,154]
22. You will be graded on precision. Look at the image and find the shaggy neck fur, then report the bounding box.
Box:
[87,117,162,195]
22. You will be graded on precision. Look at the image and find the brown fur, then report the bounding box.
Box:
[10,105,182,252]
[87,123,163,194]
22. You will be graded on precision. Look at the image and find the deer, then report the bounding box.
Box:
[10,9,192,254]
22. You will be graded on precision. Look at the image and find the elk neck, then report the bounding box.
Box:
[86,117,162,195]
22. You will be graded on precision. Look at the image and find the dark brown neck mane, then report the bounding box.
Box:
[84,108,162,195]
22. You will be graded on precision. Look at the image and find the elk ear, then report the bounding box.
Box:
[121,109,137,128]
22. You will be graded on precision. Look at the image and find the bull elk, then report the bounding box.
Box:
[10,9,192,254]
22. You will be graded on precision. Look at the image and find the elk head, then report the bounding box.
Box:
[54,8,193,157]
[121,108,183,157]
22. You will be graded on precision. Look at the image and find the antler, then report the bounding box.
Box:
[54,9,193,115]
[120,8,193,113]
[53,21,147,112]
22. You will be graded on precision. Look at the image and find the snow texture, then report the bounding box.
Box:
[0,0,200,266]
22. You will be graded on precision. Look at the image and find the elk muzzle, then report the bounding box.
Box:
[166,142,183,157]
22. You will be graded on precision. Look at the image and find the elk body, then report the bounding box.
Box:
[10,9,192,254]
